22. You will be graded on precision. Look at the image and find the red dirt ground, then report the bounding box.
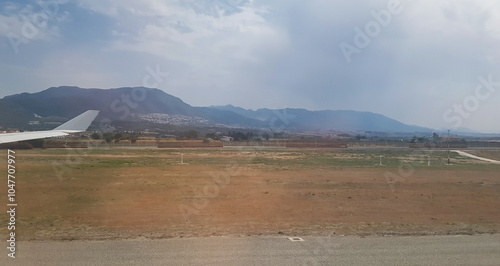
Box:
[1,149,499,240]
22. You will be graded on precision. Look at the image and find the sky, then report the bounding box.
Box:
[0,0,499,133]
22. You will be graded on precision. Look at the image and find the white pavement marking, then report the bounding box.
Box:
[453,150,500,164]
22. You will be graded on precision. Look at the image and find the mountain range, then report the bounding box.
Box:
[0,86,431,133]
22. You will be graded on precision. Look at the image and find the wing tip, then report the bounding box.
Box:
[54,110,100,131]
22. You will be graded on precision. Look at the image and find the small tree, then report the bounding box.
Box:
[186,130,198,139]
[91,132,102,140]
[205,133,218,140]
[103,133,113,143]
[432,133,441,143]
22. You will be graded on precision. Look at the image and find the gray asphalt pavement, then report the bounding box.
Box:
[2,234,500,265]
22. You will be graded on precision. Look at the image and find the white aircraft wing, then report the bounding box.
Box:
[0,110,99,144]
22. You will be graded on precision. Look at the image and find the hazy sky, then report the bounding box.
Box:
[1,0,500,132]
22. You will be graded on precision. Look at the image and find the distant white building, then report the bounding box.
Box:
[220,136,233,142]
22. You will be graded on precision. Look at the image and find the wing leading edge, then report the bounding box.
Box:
[0,110,99,144]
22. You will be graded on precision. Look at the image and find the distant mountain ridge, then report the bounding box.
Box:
[0,86,431,133]
[211,105,430,132]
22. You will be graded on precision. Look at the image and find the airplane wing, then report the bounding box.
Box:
[0,110,100,144]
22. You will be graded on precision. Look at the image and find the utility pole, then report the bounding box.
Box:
[447,129,450,165]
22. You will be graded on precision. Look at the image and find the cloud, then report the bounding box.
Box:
[79,0,284,61]
[1,0,500,132]
[73,0,291,106]
[0,1,71,55]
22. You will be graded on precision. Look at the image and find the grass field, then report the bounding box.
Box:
[1,148,499,240]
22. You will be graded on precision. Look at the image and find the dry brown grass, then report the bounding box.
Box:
[1,148,499,240]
